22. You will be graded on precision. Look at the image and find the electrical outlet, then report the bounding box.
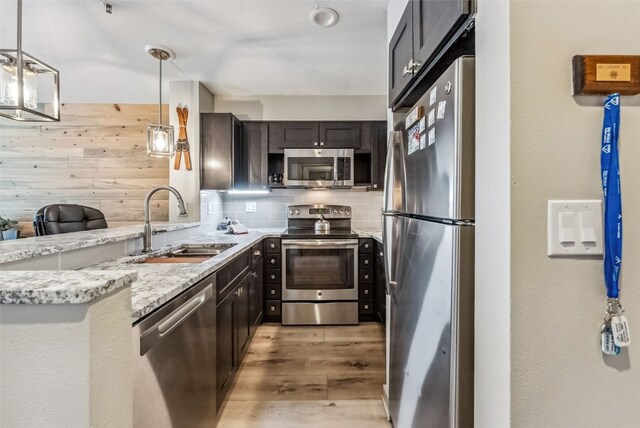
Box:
[246,202,257,213]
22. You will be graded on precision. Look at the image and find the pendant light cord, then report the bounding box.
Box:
[158,57,162,125]
[16,0,24,107]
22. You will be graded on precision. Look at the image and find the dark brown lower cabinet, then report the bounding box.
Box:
[215,248,257,410]
[249,242,264,337]
[216,286,236,410]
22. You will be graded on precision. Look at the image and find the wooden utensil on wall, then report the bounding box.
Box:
[174,106,192,170]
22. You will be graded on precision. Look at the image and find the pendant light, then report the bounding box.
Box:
[0,0,60,121]
[145,45,175,158]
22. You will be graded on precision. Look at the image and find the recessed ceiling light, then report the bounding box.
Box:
[309,6,339,28]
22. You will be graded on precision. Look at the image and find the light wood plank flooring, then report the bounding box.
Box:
[217,323,391,428]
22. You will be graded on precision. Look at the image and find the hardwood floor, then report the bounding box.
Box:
[217,323,390,428]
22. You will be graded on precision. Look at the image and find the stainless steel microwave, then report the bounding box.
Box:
[283,148,354,188]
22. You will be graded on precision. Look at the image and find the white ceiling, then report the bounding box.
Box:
[0,0,388,103]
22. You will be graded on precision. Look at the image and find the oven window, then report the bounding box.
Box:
[287,157,334,181]
[285,248,354,290]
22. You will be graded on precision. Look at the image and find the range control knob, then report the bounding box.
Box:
[344,209,350,216]
[334,209,339,214]
[289,209,295,216]
[339,209,345,215]
[295,209,300,215]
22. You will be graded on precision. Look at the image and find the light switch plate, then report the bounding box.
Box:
[246,201,257,213]
[548,200,603,257]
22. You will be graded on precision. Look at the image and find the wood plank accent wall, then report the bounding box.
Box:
[0,104,170,236]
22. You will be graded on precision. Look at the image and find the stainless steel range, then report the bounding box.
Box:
[281,205,359,325]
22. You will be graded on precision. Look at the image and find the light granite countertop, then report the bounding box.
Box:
[0,270,138,304]
[84,228,285,322]
[0,222,200,264]
[0,226,381,322]
[353,228,383,243]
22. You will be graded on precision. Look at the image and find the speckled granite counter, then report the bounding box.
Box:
[0,222,200,264]
[0,270,138,304]
[84,228,284,322]
[353,228,383,243]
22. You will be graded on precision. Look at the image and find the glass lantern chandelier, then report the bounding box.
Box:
[145,45,175,158]
[0,0,60,122]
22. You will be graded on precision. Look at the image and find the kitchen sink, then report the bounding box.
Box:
[170,243,237,257]
[136,243,237,264]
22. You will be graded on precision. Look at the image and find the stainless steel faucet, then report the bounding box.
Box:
[142,186,188,252]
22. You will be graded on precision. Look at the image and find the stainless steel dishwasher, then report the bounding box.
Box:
[133,276,216,428]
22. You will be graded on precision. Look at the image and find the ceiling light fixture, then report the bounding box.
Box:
[0,0,60,122]
[309,5,339,28]
[145,45,175,158]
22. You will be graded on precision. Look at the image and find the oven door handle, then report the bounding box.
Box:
[281,239,358,247]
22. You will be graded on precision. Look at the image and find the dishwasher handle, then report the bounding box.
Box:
[139,283,214,356]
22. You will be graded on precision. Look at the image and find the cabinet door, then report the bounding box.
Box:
[388,4,414,106]
[243,122,269,189]
[370,121,388,191]
[249,257,264,337]
[201,113,243,190]
[235,275,251,364]
[318,122,361,149]
[412,0,473,75]
[216,293,236,410]
[270,121,319,151]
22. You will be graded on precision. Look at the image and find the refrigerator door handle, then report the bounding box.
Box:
[382,213,396,296]
[383,131,404,213]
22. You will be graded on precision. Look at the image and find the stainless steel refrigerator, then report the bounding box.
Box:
[383,57,475,428]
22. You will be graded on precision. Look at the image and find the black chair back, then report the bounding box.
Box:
[33,204,108,236]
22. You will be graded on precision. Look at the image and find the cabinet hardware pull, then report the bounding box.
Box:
[409,59,422,72]
[320,142,324,146]
[365,290,369,295]
[402,65,412,76]
[365,275,369,279]
[314,142,318,146]
[254,250,261,256]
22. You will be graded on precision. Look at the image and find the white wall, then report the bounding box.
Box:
[474,1,511,426]
[508,2,640,426]
[169,82,216,223]
[0,288,133,428]
[213,95,386,121]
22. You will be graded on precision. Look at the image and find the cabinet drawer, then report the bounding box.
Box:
[359,300,375,314]
[359,253,373,268]
[359,283,374,299]
[265,254,281,268]
[359,269,373,284]
[216,250,251,303]
[266,269,281,284]
[265,300,282,317]
[265,284,281,300]
[265,238,281,254]
[359,239,374,253]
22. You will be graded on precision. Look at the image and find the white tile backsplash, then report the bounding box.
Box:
[215,188,383,229]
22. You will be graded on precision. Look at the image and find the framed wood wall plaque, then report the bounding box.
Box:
[573,55,640,95]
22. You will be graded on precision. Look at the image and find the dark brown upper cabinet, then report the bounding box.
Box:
[201,113,243,190]
[389,0,475,110]
[269,121,361,152]
[388,5,414,107]
[370,122,388,190]
[269,121,318,152]
[243,122,269,189]
[318,122,361,149]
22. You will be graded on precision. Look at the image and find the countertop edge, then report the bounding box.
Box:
[0,270,138,305]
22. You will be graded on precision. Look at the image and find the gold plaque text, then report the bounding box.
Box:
[596,63,632,82]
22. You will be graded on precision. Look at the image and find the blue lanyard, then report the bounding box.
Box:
[601,94,622,299]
